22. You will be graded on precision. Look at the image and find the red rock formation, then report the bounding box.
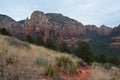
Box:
[20,11,88,47]
[109,25,120,48]
[109,36,120,48]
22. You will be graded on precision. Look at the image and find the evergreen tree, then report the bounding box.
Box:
[94,54,107,63]
[59,42,70,53]
[26,35,33,43]
[37,36,44,46]
[108,57,120,65]
[33,35,44,46]
[45,39,56,50]
[0,28,11,36]
[74,41,94,64]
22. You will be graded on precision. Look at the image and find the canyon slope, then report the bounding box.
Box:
[0,10,120,57]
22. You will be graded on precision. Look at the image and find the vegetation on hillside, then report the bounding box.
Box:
[0,28,11,36]
[56,56,77,74]
[74,42,94,64]
[25,34,120,66]
[0,34,80,80]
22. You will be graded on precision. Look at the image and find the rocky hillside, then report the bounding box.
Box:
[0,34,79,80]
[0,10,120,57]
[0,34,120,80]
[21,11,86,47]
[21,11,113,43]
[20,11,120,56]
[0,14,22,36]
[21,11,113,47]
[85,25,112,36]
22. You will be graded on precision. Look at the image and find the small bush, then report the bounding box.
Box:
[45,66,57,77]
[45,39,57,50]
[108,57,120,65]
[94,54,107,64]
[58,42,70,53]
[0,28,11,36]
[111,77,116,80]
[74,41,94,64]
[36,56,48,67]
[56,56,77,74]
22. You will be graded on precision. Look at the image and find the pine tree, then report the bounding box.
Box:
[59,42,70,53]
[45,39,57,50]
[26,35,33,43]
[0,28,11,36]
[74,41,94,64]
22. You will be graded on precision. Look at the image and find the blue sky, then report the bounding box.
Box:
[0,0,120,27]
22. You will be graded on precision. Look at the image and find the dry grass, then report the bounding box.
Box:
[87,64,120,80]
[0,34,79,80]
[0,34,79,62]
[1,35,120,80]
[87,66,111,80]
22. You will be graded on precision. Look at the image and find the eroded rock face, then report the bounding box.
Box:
[21,11,87,47]
[24,11,49,26]
[21,10,120,49]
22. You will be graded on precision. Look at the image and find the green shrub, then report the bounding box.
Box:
[74,41,94,64]
[45,66,57,77]
[58,42,70,53]
[108,57,120,65]
[34,35,44,46]
[94,54,107,64]
[56,56,77,74]
[45,39,57,50]
[36,56,48,67]
[0,28,11,36]
[26,35,34,43]
[111,77,116,80]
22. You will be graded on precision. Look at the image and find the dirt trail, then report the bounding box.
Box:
[39,66,92,80]
[75,66,92,80]
[60,66,92,80]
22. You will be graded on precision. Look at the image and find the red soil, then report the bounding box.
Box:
[60,66,92,80]
[39,66,92,80]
